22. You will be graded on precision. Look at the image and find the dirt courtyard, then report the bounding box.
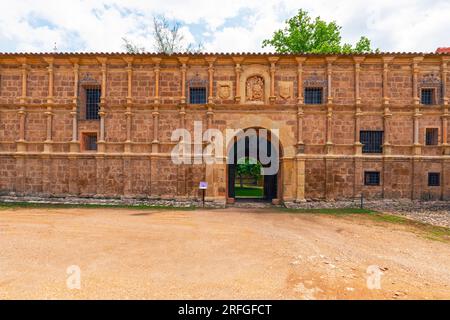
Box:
[0,206,449,300]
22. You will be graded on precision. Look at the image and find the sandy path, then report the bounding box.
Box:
[0,207,449,299]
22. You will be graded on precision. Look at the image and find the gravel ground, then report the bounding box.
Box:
[0,207,449,300]
[287,199,450,228]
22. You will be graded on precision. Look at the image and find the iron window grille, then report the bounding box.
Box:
[360,131,384,153]
[364,171,380,186]
[84,133,97,151]
[85,88,101,120]
[421,88,435,105]
[425,128,439,146]
[304,87,323,104]
[189,87,207,104]
[428,172,440,186]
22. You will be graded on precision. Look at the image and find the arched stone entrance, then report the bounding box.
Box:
[227,128,281,203]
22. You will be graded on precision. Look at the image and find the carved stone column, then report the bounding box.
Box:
[178,57,188,104]
[124,57,133,153]
[19,58,27,105]
[97,58,107,153]
[412,57,423,155]
[382,56,394,155]
[295,57,306,154]
[17,58,27,153]
[325,57,336,154]
[205,57,216,104]
[233,57,244,102]
[153,58,161,104]
[16,107,26,152]
[43,57,54,153]
[295,57,306,104]
[268,57,279,103]
[441,57,450,154]
[69,60,80,152]
[152,106,159,153]
[43,106,54,153]
[354,57,365,155]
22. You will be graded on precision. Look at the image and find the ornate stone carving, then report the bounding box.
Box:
[217,81,233,100]
[420,73,441,85]
[246,76,265,102]
[278,81,293,100]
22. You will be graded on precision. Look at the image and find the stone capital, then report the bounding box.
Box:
[353,56,365,64]
[178,57,189,65]
[295,57,307,65]
[96,57,108,66]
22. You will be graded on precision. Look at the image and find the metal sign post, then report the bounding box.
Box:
[199,181,208,208]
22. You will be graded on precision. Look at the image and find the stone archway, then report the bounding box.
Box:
[227,128,282,202]
[226,127,282,203]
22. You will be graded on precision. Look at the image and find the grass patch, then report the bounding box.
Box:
[0,201,196,211]
[278,206,450,242]
[279,207,377,215]
[235,186,264,198]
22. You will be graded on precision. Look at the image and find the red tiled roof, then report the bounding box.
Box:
[436,47,450,54]
[0,51,448,57]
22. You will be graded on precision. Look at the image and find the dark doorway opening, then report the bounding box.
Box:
[227,129,279,203]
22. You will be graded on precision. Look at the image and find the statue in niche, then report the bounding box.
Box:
[246,76,264,102]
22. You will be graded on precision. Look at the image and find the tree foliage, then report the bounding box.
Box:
[236,158,262,187]
[262,9,377,54]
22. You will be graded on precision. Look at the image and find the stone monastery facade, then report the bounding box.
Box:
[0,52,449,205]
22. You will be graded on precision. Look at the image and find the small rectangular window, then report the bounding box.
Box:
[364,172,380,186]
[86,88,101,120]
[83,133,97,151]
[428,173,440,186]
[360,131,384,153]
[304,87,323,104]
[421,88,435,105]
[425,128,438,146]
[189,87,207,104]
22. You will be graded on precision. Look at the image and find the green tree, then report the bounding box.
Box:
[262,9,377,54]
[236,158,262,188]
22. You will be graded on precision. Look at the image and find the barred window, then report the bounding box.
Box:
[421,88,435,105]
[428,173,440,187]
[304,87,323,104]
[86,88,101,120]
[360,131,384,153]
[425,128,438,145]
[189,87,207,104]
[83,133,97,151]
[364,172,380,186]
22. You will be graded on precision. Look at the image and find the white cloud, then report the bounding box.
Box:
[0,0,448,52]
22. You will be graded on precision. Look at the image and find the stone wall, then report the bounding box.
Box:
[0,53,449,204]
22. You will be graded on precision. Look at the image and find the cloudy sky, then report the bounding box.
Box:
[0,0,448,53]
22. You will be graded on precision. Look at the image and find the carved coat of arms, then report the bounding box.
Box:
[278,81,293,100]
[218,84,230,99]
[246,76,264,102]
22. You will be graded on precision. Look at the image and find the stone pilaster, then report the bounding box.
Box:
[441,57,450,154]
[354,57,364,155]
[382,56,394,154]
[153,58,161,104]
[16,106,27,153]
[69,60,80,152]
[43,106,54,153]
[297,105,304,153]
[97,58,107,153]
[178,57,188,104]
[295,156,306,202]
[124,57,133,154]
[152,106,159,153]
[295,57,306,105]
[268,57,279,103]
[326,57,336,105]
[232,57,244,103]
[205,57,216,104]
